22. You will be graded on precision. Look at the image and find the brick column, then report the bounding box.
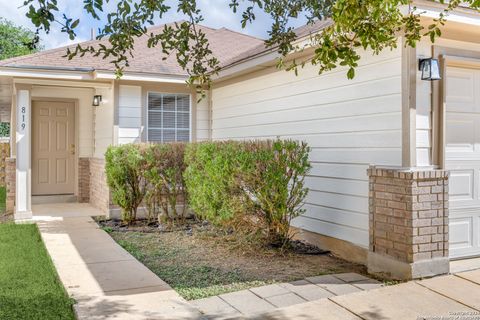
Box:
[5,158,15,214]
[367,166,449,280]
[0,143,10,186]
[89,158,111,214]
[78,158,90,203]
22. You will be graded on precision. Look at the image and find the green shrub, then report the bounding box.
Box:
[105,139,310,243]
[184,141,248,225]
[105,144,146,224]
[143,143,187,224]
[0,122,9,137]
[184,139,311,246]
[241,140,311,246]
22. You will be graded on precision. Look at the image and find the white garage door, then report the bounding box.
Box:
[446,65,480,259]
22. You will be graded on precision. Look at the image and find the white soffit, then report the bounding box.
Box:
[94,71,188,84]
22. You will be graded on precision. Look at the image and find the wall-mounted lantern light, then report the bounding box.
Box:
[419,58,441,81]
[92,95,102,106]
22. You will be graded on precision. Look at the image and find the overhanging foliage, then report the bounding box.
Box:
[20,0,476,88]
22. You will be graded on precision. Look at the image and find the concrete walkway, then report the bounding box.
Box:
[33,203,200,320]
[451,257,480,273]
[236,270,480,320]
[191,273,383,319]
[33,203,480,320]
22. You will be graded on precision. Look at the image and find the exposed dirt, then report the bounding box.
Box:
[96,218,367,300]
[0,212,12,224]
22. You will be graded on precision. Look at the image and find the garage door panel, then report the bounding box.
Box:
[476,215,480,249]
[446,65,480,259]
[449,210,480,259]
[449,169,475,203]
[449,216,473,250]
[446,67,477,112]
[445,115,476,153]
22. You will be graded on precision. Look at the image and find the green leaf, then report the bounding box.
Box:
[347,67,355,79]
[70,19,79,29]
[20,0,469,84]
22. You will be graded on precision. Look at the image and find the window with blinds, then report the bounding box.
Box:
[147,93,191,142]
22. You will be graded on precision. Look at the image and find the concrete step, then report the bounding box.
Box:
[32,195,78,205]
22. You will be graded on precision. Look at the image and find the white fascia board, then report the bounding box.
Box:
[214,51,280,80]
[214,35,316,81]
[95,71,188,84]
[413,3,480,26]
[0,67,94,80]
[13,78,112,89]
[0,67,189,84]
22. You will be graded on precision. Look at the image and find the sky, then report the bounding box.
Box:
[0,0,308,50]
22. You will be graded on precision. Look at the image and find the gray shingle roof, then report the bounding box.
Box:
[220,20,331,69]
[0,20,330,75]
[0,23,263,76]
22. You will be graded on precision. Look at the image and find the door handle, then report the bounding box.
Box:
[70,144,75,155]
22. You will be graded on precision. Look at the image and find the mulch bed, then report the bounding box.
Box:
[98,218,330,255]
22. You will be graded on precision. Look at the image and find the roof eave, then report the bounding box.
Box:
[214,32,318,82]
[214,6,480,82]
[0,65,95,80]
[213,50,281,81]
[413,0,480,17]
[95,70,189,84]
[0,65,189,84]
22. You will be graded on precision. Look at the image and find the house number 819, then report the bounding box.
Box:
[20,107,26,130]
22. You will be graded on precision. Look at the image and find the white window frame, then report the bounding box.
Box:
[146,91,192,143]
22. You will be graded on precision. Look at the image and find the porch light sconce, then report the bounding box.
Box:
[419,58,441,81]
[92,95,102,106]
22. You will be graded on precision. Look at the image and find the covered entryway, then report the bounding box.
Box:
[32,100,75,195]
[445,64,480,259]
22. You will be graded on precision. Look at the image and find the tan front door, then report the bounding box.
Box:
[32,100,75,195]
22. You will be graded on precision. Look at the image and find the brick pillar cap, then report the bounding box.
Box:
[368,166,449,179]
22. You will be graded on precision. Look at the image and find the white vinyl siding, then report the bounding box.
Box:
[211,46,403,248]
[147,92,191,142]
[416,41,434,166]
[118,85,142,145]
[93,86,114,158]
[196,93,210,141]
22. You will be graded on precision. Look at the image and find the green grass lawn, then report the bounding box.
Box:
[0,186,6,213]
[0,187,11,223]
[0,224,75,319]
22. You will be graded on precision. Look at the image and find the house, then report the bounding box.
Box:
[1,1,479,279]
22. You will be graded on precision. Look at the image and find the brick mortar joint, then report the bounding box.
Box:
[367,166,449,180]
[368,167,449,263]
